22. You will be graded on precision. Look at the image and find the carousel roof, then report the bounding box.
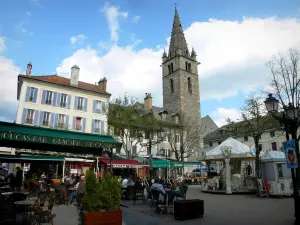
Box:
[261,150,286,162]
[205,137,253,160]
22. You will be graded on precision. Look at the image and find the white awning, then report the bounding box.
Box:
[64,157,94,162]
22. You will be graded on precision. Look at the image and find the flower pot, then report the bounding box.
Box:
[84,210,122,225]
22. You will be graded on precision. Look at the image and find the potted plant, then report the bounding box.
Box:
[82,171,122,225]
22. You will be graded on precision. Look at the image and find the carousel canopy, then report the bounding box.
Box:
[205,137,253,160]
[261,150,286,162]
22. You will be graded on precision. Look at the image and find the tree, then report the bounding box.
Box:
[235,95,278,180]
[266,48,300,186]
[107,94,158,159]
[165,113,203,162]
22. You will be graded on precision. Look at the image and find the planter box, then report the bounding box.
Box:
[84,210,122,225]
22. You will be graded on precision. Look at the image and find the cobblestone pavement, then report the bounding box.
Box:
[50,185,294,225]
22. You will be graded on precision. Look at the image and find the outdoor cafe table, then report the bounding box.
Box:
[14,200,35,223]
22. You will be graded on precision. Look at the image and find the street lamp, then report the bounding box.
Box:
[157,127,166,139]
[264,93,300,225]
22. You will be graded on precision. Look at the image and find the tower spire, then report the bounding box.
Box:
[168,7,189,58]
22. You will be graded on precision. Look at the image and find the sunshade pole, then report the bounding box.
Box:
[62,160,65,183]
[96,157,99,176]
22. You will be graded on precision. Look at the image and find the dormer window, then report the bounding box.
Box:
[161,113,167,121]
[170,79,174,93]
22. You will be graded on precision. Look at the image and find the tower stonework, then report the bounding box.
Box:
[162,8,201,123]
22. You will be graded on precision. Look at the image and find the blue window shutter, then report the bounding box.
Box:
[54,113,59,128]
[84,98,88,112]
[93,100,96,113]
[91,119,95,133]
[57,93,61,106]
[52,92,57,106]
[72,117,76,130]
[42,90,46,104]
[65,115,69,129]
[34,111,39,125]
[33,88,38,103]
[25,87,31,101]
[101,121,105,134]
[39,111,44,126]
[22,108,27,124]
[50,113,55,127]
[74,96,78,109]
[82,118,86,132]
[67,95,71,108]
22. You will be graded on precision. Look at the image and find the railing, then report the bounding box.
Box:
[26,119,33,124]
[45,100,52,105]
[42,121,49,126]
[29,96,34,102]
[60,103,66,108]
[76,126,82,130]
[58,123,65,129]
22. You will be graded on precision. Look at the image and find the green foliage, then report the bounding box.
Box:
[82,171,121,212]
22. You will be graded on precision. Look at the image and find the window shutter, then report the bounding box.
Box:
[84,98,88,112]
[72,117,76,130]
[93,100,96,113]
[52,92,57,106]
[67,95,71,108]
[50,113,55,128]
[34,111,39,125]
[33,88,38,103]
[54,114,59,128]
[42,90,46,104]
[25,87,31,101]
[74,96,78,109]
[39,111,44,126]
[91,119,95,133]
[82,118,86,132]
[101,121,105,134]
[65,115,69,130]
[57,93,61,106]
[22,108,28,124]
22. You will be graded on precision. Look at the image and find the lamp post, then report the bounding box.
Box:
[138,127,166,180]
[264,93,300,225]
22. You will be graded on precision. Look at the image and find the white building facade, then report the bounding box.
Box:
[16,63,110,137]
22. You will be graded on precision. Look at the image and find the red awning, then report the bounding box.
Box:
[99,158,148,169]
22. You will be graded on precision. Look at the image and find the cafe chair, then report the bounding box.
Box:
[151,189,167,214]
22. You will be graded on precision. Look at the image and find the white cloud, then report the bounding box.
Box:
[0,37,5,52]
[70,34,86,45]
[26,11,31,16]
[212,108,241,127]
[132,16,140,23]
[101,3,128,43]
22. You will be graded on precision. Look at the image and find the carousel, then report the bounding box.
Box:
[200,137,257,194]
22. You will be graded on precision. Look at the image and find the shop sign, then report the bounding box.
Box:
[0,131,117,149]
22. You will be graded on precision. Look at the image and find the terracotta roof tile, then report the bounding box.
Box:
[18,75,110,95]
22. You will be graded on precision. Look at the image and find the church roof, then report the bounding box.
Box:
[168,7,189,58]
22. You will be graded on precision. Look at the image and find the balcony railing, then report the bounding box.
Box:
[26,119,33,124]
[45,100,52,105]
[94,128,101,133]
[77,105,84,111]
[76,126,82,131]
[60,103,66,108]
[58,123,65,129]
[42,121,49,126]
[29,96,34,102]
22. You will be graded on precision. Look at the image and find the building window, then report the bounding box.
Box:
[161,113,167,120]
[95,101,103,113]
[167,63,174,74]
[175,134,180,143]
[58,114,66,129]
[209,143,213,147]
[271,142,277,150]
[28,87,35,102]
[132,146,137,155]
[187,77,192,93]
[170,79,174,93]
[75,117,82,130]
[77,97,84,110]
[174,115,179,124]
[25,109,35,124]
[45,91,53,105]
[60,94,67,108]
[185,62,191,72]
[42,112,50,126]
[270,131,275,137]
[94,120,102,133]
[147,147,151,155]
[244,136,248,142]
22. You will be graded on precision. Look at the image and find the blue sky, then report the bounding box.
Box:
[0,0,300,126]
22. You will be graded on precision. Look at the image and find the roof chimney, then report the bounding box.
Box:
[70,65,80,86]
[144,93,152,110]
[26,62,32,76]
[98,77,107,91]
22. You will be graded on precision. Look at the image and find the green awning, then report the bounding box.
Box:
[0,154,65,162]
[146,158,169,168]
[169,159,184,168]
[0,121,122,156]
[184,161,204,167]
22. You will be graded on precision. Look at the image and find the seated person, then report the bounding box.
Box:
[68,177,81,204]
[167,178,189,204]
[150,177,166,202]
[122,177,128,188]
[134,177,143,191]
